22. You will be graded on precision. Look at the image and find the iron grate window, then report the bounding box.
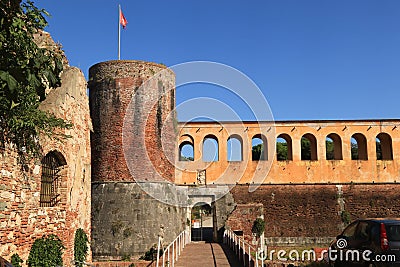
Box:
[40,152,63,207]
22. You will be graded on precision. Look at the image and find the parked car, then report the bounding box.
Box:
[329,218,400,267]
[0,257,13,267]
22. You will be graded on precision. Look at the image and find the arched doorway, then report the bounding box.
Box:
[191,202,214,242]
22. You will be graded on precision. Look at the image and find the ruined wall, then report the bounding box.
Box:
[228,184,400,246]
[0,66,92,264]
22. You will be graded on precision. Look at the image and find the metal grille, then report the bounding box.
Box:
[39,153,62,207]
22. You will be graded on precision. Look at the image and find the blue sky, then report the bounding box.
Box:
[35,0,400,121]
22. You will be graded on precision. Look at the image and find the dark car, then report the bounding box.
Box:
[0,257,13,267]
[329,218,400,267]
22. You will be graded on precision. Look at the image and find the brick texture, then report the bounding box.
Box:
[229,184,400,244]
[89,60,176,183]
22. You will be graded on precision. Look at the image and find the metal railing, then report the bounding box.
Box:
[223,229,265,267]
[156,230,190,267]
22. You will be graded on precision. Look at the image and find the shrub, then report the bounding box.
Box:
[74,228,89,267]
[11,253,23,267]
[251,217,266,238]
[341,210,351,225]
[121,254,131,261]
[139,246,161,261]
[27,234,64,267]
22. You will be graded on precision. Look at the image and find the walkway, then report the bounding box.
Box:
[175,242,241,267]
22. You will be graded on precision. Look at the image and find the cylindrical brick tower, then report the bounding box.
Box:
[89,61,186,259]
[89,60,176,183]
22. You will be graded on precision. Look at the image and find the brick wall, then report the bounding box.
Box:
[225,203,263,243]
[228,184,400,246]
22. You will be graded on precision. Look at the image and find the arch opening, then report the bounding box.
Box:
[203,135,219,162]
[179,135,194,161]
[376,133,393,160]
[301,133,317,161]
[227,135,243,161]
[276,134,293,161]
[326,133,343,160]
[179,142,194,161]
[351,133,368,160]
[252,134,267,161]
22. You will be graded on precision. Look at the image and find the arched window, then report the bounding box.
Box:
[40,151,66,207]
[301,133,317,160]
[376,133,393,160]
[179,135,194,161]
[252,134,267,161]
[203,135,219,162]
[326,133,343,160]
[227,135,243,161]
[351,133,368,160]
[276,134,293,161]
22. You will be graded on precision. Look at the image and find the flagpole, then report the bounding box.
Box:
[118,4,121,60]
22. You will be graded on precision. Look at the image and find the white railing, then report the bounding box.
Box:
[224,229,265,267]
[156,230,190,267]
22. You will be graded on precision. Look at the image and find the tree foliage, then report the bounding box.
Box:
[351,142,359,160]
[326,140,334,160]
[276,141,288,160]
[301,137,311,160]
[0,0,70,157]
[252,144,263,160]
[376,140,382,160]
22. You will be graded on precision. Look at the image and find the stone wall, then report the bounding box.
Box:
[228,184,400,246]
[214,191,236,241]
[91,182,187,260]
[0,66,92,264]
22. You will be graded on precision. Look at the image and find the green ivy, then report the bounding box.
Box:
[251,217,266,238]
[74,228,89,267]
[11,253,23,267]
[27,234,64,267]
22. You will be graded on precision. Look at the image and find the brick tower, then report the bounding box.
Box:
[89,60,186,259]
[89,60,176,183]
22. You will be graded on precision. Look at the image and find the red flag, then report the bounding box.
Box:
[120,9,128,29]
